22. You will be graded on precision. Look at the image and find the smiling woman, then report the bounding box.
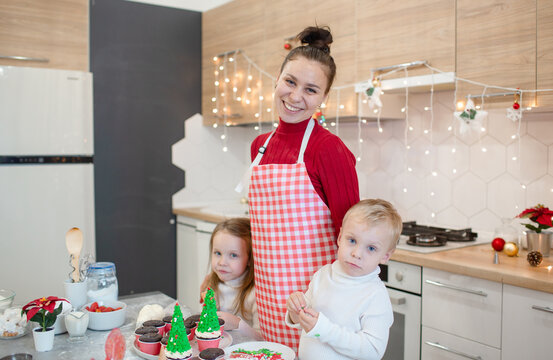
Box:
[246,25,360,350]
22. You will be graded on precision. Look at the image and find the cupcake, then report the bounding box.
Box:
[186,327,194,341]
[217,318,225,332]
[161,335,169,351]
[198,348,225,360]
[163,315,173,334]
[135,326,159,341]
[195,289,221,352]
[143,319,166,335]
[138,332,162,355]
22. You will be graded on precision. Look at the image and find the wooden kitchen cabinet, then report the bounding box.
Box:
[422,267,502,349]
[537,0,553,108]
[0,0,88,71]
[422,326,501,360]
[501,284,553,360]
[456,0,536,107]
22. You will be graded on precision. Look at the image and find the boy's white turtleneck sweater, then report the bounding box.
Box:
[216,273,262,340]
[285,261,393,360]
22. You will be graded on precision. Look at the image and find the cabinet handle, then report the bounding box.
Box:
[531,305,553,314]
[389,296,406,305]
[0,55,49,62]
[425,341,483,360]
[424,279,487,297]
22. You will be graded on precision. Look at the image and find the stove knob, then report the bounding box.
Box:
[395,272,404,282]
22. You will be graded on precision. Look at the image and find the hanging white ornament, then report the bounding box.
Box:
[454,98,487,135]
[366,86,382,110]
[506,107,523,122]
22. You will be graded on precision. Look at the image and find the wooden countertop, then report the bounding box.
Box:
[174,207,553,294]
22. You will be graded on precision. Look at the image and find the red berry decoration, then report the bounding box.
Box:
[284,42,291,50]
[491,237,506,251]
[513,102,520,110]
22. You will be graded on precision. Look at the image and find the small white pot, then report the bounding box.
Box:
[32,326,55,352]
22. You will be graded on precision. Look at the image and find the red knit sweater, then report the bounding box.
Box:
[250,118,360,236]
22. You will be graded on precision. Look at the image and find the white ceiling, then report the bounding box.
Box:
[126,0,233,12]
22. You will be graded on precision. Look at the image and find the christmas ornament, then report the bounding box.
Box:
[365,78,382,110]
[454,98,487,135]
[165,302,192,359]
[313,108,326,124]
[527,251,543,266]
[503,242,519,257]
[491,237,506,252]
[284,42,291,50]
[506,91,523,122]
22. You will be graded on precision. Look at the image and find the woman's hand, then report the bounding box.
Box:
[298,307,319,333]
[216,311,241,330]
[286,291,307,324]
[199,275,209,303]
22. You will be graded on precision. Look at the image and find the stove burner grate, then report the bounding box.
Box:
[402,221,478,247]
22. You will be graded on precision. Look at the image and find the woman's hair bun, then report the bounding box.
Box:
[297,26,333,53]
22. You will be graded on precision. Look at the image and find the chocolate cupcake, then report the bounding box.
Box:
[134,326,158,340]
[139,332,162,343]
[183,317,196,329]
[143,319,166,335]
[161,335,169,346]
[198,348,225,360]
[184,314,201,324]
[138,332,162,355]
[163,315,172,324]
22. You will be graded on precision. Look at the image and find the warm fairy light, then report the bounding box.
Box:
[481,147,487,152]
[212,123,218,128]
[409,126,414,131]
[229,57,234,62]
[223,107,227,111]
[339,104,345,109]
[425,150,430,155]
[247,87,252,92]
[211,97,216,102]
[219,65,224,70]
[452,148,456,153]
[359,138,364,143]
[452,168,457,174]
[512,156,518,161]
[248,75,253,80]
[378,127,383,133]
[214,81,219,86]
[321,103,326,108]
[431,212,436,218]
[373,109,379,114]
[362,99,367,104]
[259,96,264,100]
[223,146,228,152]
[526,106,532,111]
[406,145,411,150]
[403,188,407,193]
[214,71,219,75]
[424,129,429,134]
[361,119,367,124]
[481,127,486,132]
[511,134,517,139]
[254,113,259,118]
[213,56,218,62]
[221,92,225,97]
[424,106,430,111]
[212,109,218,113]
[456,101,465,110]
[225,78,230,83]
[430,192,435,196]
[357,156,361,162]
[254,125,259,130]
[432,171,437,176]
[237,96,242,101]
[407,167,412,172]
[401,107,406,112]
[225,121,231,126]
[220,134,226,139]
[245,99,250,104]
[548,265,552,271]
[233,87,237,92]
[475,105,481,110]
[331,122,336,126]
[521,184,526,189]
[273,123,278,127]
[447,126,452,131]
[267,108,271,112]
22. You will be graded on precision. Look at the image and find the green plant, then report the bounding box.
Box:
[21,296,68,332]
[517,204,553,233]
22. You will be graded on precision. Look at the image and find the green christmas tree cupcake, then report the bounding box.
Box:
[195,288,222,351]
[165,303,193,360]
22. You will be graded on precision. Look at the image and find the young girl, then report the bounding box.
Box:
[201,217,262,339]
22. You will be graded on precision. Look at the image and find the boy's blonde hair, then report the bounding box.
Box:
[205,217,254,322]
[343,199,403,251]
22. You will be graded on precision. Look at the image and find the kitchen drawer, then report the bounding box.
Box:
[422,268,502,348]
[422,326,501,360]
[501,285,553,360]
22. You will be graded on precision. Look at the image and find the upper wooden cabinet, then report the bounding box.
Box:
[537,0,553,108]
[456,0,536,108]
[0,0,88,71]
[203,0,552,125]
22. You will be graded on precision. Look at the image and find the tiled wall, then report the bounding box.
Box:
[173,91,553,234]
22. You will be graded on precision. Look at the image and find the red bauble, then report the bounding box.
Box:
[513,102,520,110]
[284,43,291,50]
[491,237,506,251]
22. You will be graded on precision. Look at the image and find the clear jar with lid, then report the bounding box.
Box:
[86,262,118,303]
[494,218,519,246]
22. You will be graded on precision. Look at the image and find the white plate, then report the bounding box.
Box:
[0,329,27,340]
[225,341,296,360]
[132,331,233,360]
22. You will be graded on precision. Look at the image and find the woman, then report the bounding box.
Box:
[247,25,360,350]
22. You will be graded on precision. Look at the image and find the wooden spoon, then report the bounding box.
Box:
[65,227,83,283]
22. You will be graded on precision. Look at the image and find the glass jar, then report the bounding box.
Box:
[494,218,519,246]
[86,262,118,303]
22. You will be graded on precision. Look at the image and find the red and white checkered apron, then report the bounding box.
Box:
[248,119,337,351]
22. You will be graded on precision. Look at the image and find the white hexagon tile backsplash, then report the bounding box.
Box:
[172,91,553,234]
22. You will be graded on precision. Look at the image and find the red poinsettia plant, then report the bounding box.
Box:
[517,204,553,233]
[21,296,68,332]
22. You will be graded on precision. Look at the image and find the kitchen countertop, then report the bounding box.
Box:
[174,205,553,294]
[0,291,256,359]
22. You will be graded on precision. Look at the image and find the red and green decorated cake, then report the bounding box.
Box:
[164,302,193,360]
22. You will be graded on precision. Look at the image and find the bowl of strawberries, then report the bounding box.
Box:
[83,300,127,330]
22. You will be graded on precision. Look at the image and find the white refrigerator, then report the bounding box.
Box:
[0,66,96,304]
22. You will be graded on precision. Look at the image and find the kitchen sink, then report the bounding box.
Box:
[199,202,249,218]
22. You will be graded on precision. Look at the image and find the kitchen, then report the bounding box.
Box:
[1,0,553,359]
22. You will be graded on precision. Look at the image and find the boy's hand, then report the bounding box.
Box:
[298,307,319,333]
[286,291,307,324]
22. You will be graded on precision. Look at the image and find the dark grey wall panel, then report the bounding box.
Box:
[90,0,200,297]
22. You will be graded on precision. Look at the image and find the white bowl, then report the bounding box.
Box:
[83,300,127,331]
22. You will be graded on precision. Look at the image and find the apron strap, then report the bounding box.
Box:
[234,131,275,193]
[297,118,315,164]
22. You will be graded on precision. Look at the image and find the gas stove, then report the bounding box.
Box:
[396,221,491,253]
